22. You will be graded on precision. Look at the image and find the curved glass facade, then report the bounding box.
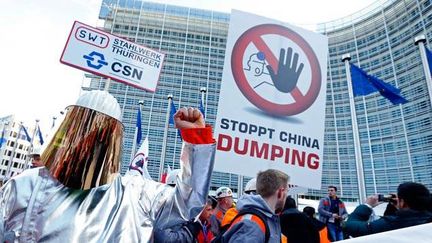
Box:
[90,0,432,200]
[316,0,432,200]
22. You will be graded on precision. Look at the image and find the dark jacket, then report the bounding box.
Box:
[344,204,432,237]
[310,219,330,243]
[318,196,348,226]
[310,218,326,232]
[280,208,320,243]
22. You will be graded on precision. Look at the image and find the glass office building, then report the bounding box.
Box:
[0,116,35,182]
[315,0,432,200]
[89,0,432,200]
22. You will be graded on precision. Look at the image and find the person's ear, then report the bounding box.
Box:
[398,198,406,209]
[277,187,283,199]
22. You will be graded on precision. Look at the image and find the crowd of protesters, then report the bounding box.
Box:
[152,170,432,242]
[185,181,432,243]
[1,93,432,242]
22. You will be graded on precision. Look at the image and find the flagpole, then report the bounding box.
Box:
[342,53,366,204]
[414,35,432,109]
[51,116,57,129]
[131,101,144,161]
[104,78,111,91]
[49,110,64,141]
[200,87,207,115]
[24,119,39,170]
[159,94,173,181]
[237,175,243,198]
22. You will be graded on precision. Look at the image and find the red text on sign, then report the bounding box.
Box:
[217,133,319,170]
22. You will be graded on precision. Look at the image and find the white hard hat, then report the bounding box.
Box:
[73,90,122,122]
[30,146,42,157]
[215,186,233,199]
[244,178,257,193]
[166,169,180,186]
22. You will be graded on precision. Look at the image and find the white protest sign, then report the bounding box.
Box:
[214,10,328,189]
[60,21,165,92]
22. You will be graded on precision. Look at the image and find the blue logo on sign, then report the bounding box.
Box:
[83,51,108,70]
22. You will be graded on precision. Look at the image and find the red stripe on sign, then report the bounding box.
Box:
[251,36,278,71]
[290,87,303,101]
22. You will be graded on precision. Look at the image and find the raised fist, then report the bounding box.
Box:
[174,107,205,129]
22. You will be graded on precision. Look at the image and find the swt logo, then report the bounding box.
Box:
[75,26,109,48]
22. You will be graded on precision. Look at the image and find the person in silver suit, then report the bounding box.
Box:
[0,90,216,242]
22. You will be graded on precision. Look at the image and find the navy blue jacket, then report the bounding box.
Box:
[344,204,432,237]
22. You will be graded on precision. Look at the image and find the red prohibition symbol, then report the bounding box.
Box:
[231,24,322,116]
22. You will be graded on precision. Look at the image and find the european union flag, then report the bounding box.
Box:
[21,125,31,142]
[37,125,44,145]
[136,107,142,146]
[199,96,206,119]
[169,100,177,125]
[425,47,432,77]
[350,64,408,105]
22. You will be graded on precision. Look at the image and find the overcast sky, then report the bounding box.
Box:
[0,0,376,132]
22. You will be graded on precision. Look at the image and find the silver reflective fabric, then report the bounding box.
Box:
[43,106,124,190]
[0,142,215,243]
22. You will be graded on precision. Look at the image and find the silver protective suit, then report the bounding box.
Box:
[0,141,215,242]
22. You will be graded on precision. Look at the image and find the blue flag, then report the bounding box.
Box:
[136,107,142,146]
[350,64,408,105]
[169,100,177,125]
[37,125,44,145]
[21,125,31,142]
[425,47,432,77]
[0,127,5,149]
[168,100,182,141]
[199,97,206,119]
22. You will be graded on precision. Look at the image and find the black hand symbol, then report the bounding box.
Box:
[266,47,304,93]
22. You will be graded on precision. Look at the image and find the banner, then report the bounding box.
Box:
[128,137,152,180]
[60,21,165,92]
[340,223,432,243]
[214,10,328,189]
